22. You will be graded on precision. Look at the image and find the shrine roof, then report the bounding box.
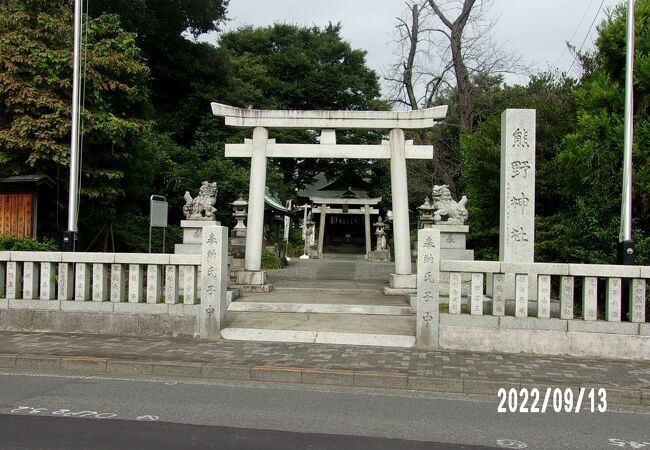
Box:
[0,174,54,188]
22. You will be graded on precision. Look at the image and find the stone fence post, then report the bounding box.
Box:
[199,226,229,339]
[416,229,441,349]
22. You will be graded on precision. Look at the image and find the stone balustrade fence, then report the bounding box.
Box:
[439,260,647,324]
[0,225,230,339]
[0,252,202,304]
[416,229,650,359]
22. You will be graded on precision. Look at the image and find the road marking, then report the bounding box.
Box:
[8,406,117,419]
[496,439,528,449]
[608,438,650,448]
[136,415,159,421]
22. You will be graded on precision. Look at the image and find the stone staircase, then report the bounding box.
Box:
[221,281,416,348]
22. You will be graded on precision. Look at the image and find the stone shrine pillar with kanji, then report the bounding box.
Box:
[500,109,536,299]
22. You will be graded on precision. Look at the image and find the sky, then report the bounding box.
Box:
[202,0,623,95]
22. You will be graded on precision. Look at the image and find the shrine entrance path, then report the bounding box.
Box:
[266,254,396,283]
[223,256,416,348]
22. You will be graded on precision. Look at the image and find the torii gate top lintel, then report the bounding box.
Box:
[211,102,448,130]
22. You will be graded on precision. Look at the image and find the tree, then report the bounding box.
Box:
[385,0,524,201]
[89,0,228,39]
[554,0,650,264]
[460,73,578,260]
[386,0,522,131]
[218,23,388,197]
[88,0,231,146]
[427,0,475,133]
[84,0,239,249]
[0,1,152,208]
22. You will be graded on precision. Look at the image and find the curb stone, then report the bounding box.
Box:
[0,353,646,407]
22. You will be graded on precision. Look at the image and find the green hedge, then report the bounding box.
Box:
[0,235,58,251]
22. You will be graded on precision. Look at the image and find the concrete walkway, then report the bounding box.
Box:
[1,332,648,407]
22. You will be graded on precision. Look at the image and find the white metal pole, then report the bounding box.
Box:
[65,0,83,249]
[619,0,636,263]
[620,0,635,242]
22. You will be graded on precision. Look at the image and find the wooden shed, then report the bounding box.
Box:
[0,175,54,238]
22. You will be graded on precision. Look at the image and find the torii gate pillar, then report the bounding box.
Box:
[244,127,268,275]
[389,128,416,289]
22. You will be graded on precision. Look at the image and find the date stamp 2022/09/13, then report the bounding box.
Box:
[497,387,607,413]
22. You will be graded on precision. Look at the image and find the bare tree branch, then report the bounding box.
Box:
[384,0,527,194]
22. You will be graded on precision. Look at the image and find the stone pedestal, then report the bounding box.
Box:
[228,256,245,282]
[174,220,220,255]
[229,232,246,256]
[432,224,474,261]
[384,273,417,296]
[368,249,391,262]
[233,270,273,293]
[430,224,473,300]
[229,230,246,283]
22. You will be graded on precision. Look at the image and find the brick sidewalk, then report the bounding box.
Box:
[0,332,648,406]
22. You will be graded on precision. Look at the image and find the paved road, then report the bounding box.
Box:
[0,415,491,450]
[0,369,648,449]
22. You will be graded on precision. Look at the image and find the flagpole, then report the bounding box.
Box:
[63,0,83,251]
[618,0,636,265]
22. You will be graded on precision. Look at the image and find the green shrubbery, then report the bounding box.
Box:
[261,250,282,269]
[286,227,307,257]
[0,235,58,251]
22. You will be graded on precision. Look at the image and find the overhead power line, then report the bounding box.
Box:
[567,0,607,74]
[555,0,595,67]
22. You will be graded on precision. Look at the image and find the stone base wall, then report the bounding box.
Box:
[0,308,198,338]
[439,314,650,360]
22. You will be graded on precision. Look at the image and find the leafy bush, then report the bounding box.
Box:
[261,250,282,269]
[287,227,306,257]
[0,235,58,251]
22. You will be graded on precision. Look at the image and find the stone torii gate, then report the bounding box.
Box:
[211,103,448,290]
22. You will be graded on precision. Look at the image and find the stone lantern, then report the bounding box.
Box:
[229,194,248,261]
[418,196,435,229]
[231,194,248,238]
[374,217,387,251]
[301,213,315,259]
[367,217,390,262]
